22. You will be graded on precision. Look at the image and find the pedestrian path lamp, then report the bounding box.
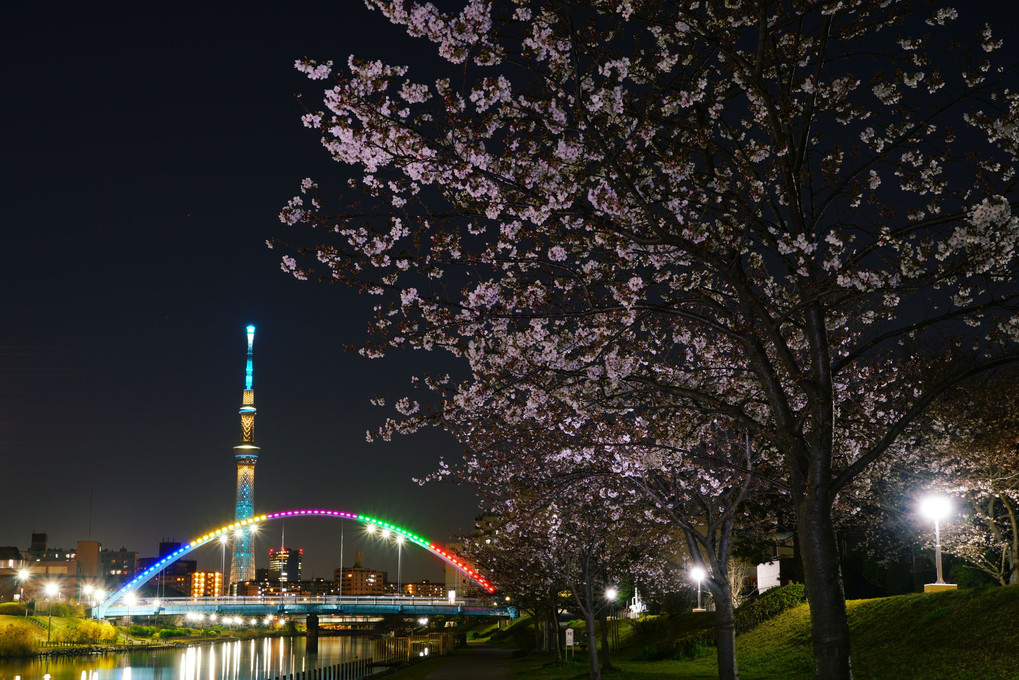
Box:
[920,495,957,593]
[16,569,28,605]
[690,567,707,612]
[396,534,405,593]
[44,582,59,643]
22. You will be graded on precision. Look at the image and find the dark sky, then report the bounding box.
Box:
[1,2,477,583]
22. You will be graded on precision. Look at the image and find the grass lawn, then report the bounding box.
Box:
[497,586,1019,679]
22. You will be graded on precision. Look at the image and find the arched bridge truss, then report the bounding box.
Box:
[94,508,497,619]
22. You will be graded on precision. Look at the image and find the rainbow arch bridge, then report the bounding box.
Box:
[93,508,517,620]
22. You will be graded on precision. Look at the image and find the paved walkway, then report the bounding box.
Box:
[421,643,513,679]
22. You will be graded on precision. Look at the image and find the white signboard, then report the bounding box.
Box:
[565,628,575,647]
[756,559,781,594]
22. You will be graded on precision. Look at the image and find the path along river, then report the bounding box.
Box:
[0,637,377,680]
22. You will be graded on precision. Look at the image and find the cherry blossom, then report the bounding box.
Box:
[279,3,1019,679]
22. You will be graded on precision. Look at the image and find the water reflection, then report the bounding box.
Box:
[0,637,374,680]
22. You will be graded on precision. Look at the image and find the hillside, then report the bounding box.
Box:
[493,586,1019,679]
[703,586,1019,679]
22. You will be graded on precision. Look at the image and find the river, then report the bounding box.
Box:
[0,637,378,680]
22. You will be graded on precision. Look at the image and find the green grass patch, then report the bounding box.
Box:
[488,585,1019,679]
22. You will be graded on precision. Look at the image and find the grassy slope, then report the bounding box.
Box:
[0,614,76,642]
[697,586,1019,680]
[499,586,1019,679]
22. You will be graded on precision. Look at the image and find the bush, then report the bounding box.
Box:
[0,625,37,657]
[734,583,806,635]
[0,602,28,616]
[58,620,119,644]
[48,602,85,618]
[631,583,807,660]
[632,612,715,659]
[155,627,188,639]
[129,625,156,637]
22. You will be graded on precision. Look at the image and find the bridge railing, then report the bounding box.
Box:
[93,595,517,619]
[112,595,500,608]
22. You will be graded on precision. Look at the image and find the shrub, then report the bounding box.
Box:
[734,583,806,635]
[0,603,28,616]
[0,625,37,657]
[129,625,156,637]
[48,602,85,618]
[58,620,119,644]
[155,627,188,639]
[632,612,715,659]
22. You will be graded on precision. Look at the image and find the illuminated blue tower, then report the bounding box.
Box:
[229,325,259,586]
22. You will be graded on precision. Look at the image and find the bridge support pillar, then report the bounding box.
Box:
[306,614,319,654]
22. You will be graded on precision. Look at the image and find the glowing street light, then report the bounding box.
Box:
[396,534,405,593]
[16,569,29,605]
[219,534,229,581]
[44,582,59,643]
[920,495,953,588]
[690,567,707,612]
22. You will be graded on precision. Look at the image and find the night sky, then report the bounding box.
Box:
[1,2,477,583]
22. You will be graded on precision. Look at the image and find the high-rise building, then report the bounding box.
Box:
[99,547,136,585]
[268,547,302,583]
[230,326,260,586]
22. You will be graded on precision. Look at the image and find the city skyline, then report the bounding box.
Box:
[0,2,480,583]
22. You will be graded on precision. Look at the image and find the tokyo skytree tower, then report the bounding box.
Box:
[229,325,259,586]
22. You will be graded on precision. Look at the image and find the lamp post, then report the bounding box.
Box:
[16,569,29,608]
[44,582,59,643]
[605,587,618,650]
[396,535,404,594]
[219,534,229,596]
[920,495,956,592]
[690,567,707,612]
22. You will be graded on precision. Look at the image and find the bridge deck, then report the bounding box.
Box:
[94,595,517,620]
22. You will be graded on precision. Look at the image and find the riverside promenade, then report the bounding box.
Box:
[421,643,513,679]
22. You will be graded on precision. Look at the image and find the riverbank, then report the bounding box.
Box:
[0,615,297,659]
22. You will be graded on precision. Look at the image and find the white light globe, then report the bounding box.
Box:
[920,495,952,521]
[690,567,707,583]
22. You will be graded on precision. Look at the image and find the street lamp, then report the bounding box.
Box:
[16,569,29,607]
[219,534,230,594]
[44,582,59,643]
[396,535,404,594]
[920,495,955,591]
[605,587,619,650]
[690,567,707,612]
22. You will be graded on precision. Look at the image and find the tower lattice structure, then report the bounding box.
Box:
[229,325,260,586]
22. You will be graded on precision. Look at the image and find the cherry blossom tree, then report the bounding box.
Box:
[457,519,572,659]
[475,478,668,680]
[279,2,1019,678]
[624,428,774,680]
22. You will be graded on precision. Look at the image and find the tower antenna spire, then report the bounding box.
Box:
[230,325,260,588]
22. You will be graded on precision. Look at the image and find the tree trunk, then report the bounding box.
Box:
[711,578,740,680]
[598,607,613,670]
[581,580,602,680]
[797,488,853,680]
[551,603,562,662]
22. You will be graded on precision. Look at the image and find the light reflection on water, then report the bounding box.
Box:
[0,637,374,680]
